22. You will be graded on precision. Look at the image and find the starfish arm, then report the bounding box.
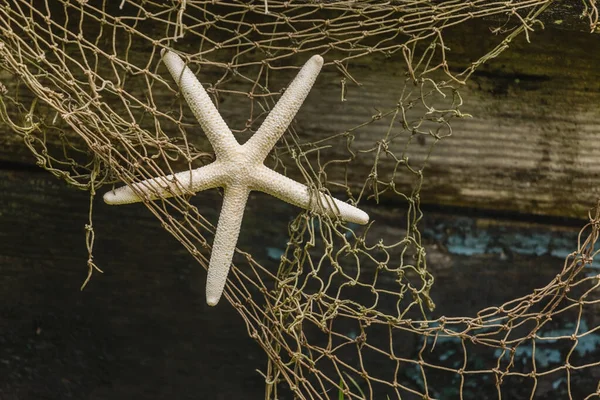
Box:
[103,163,223,205]
[205,185,250,306]
[161,49,239,159]
[243,55,324,163]
[252,165,369,225]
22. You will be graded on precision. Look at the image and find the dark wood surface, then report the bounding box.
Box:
[0,166,584,399]
[0,169,267,399]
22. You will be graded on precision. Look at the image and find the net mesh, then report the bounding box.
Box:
[0,0,599,398]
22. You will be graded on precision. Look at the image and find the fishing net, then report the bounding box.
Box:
[0,0,599,398]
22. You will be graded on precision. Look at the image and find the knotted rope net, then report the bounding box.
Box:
[0,0,599,398]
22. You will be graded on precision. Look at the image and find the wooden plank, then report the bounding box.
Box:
[0,17,598,219]
[0,169,268,399]
[0,167,586,398]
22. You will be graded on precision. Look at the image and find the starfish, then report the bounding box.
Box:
[104,50,369,306]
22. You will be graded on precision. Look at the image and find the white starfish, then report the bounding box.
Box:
[104,50,369,306]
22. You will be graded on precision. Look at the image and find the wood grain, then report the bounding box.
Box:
[0,19,598,219]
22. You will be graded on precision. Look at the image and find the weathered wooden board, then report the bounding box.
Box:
[0,16,598,219]
[0,165,585,398]
[292,19,600,219]
[0,169,268,399]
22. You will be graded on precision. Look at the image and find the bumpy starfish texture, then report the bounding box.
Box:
[104,50,369,306]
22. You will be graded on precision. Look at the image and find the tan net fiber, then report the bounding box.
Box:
[0,1,599,398]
